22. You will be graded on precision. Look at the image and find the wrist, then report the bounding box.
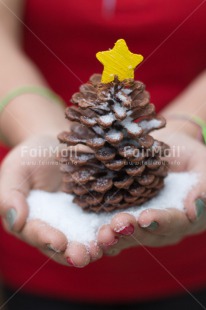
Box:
[162,114,202,140]
[0,91,69,146]
[152,116,200,147]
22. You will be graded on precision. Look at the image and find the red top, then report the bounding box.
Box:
[1,0,206,302]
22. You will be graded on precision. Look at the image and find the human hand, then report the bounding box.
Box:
[97,129,206,255]
[0,135,102,267]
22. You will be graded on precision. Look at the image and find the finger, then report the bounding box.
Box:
[184,172,206,222]
[97,224,119,246]
[57,144,94,165]
[105,247,121,256]
[110,213,137,236]
[138,208,191,236]
[89,241,103,262]
[0,190,29,233]
[21,219,68,252]
[64,242,90,268]
[0,156,30,232]
[103,231,141,255]
[41,249,68,266]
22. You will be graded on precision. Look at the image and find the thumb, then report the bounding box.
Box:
[184,170,206,222]
[56,143,93,162]
[0,159,30,233]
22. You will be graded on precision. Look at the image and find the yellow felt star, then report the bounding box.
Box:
[96,39,143,83]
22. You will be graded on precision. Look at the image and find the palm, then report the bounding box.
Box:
[97,131,206,255]
[0,135,101,267]
[157,130,206,177]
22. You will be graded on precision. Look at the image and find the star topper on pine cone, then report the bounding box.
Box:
[96,39,144,83]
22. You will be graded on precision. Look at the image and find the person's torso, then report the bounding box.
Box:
[1,0,206,302]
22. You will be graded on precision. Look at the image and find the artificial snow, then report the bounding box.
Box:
[122,117,142,134]
[106,129,122,140]
[113,102,126,118]
[27,172,198,245]
[82,117,96,125]
[99,112,116,125]
[140,119,162,131]
[122,88,132,95]
[116,91,128,102]
[90,137,104,145]
[98,102,110,111]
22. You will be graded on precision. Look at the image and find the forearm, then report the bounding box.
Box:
[0,32,68,146]
[160,70,206,137]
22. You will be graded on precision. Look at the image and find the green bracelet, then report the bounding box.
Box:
[0,86,66,145]
[0,86,65,115]
[192,115,206,144]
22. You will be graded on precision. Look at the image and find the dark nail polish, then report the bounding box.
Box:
[117,224,134,236]
[107,249,120,256]
[6,208,17,230]
[195,198,205,219]
[142,221,159,231]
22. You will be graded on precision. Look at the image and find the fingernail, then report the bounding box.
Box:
[107,248,120,256]
[141,221,159,231]
[66,257,75,267]
[46,244,61,253]
[195,198,205,219]
[116,224,134,236]
[104,236,119,247]
[6,208,17,230]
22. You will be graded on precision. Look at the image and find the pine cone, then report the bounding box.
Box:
[58,74,169,212]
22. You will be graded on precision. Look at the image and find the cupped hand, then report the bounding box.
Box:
[97,129,206,255]
[0,135,102,267]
